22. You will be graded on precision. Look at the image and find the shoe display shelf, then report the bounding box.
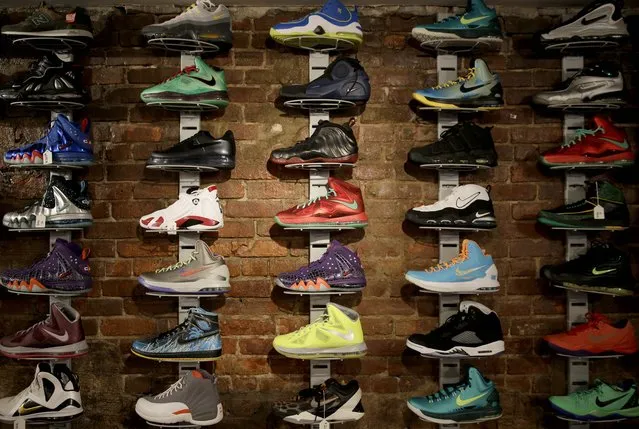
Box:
[541,38,625,54]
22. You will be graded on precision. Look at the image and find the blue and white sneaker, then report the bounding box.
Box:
[405,240,499,293]
[270,0,363,49]
[131,308,222,361]
[412,58,503,110]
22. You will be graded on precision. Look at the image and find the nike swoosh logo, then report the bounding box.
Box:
[596,394,628,407]
[44,329,69,342]
[456,390,489,406]
[180,266,209,277]
[476,212,491,218]
[600,137,629,149]
[191,75,216,86]
[582,15,607,26]
[18,404,43,415]
[456,192,480,208]
[592,267,616,275]
[460,15,490,25]
[455,265,487,276]
[334,199,359,210]
[459,83,487,93]
[325,329,355,341]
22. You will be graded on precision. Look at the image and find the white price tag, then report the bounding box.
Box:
[319,420,329,429]
[34,214,46,228]
[43,150,53,165]
[166,222,178,235]
[593,205,605,220]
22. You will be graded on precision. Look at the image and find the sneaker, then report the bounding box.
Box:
[269,119,359,165]
[0,302,88,359]
[140,57,229,108]
[274,177,368,228]
[412,0,502,43]
[0,53,67,102]
[549,379,639,422]
[12,58,89,105]
[532,62,624,107]
[135,369,224,426]
[407,366,502,424]
[141,0,232,48]
[270,0,363,49]
[138,240,230,295]
[408,122,497,167]
[405,184,496,229]
[405,240,499,293]
[131,308,221,361]
[273,378,365,424]
[407,301,504,357]
[537,178,629,230]
[544,313,637,358]
[541,242,635,296]
[1,5,93,42]
[539,0,629,47]
[139,185,223,231]
[275,240,366,292]
[273,303,367,359]
[280,57,370,105]
[0,363,83,423]
[4,114,92,166]
[1,238,91,294]
[539,116,633,168]
[2,175,92,229]
[412,59,503,110]
[146,130,235,170]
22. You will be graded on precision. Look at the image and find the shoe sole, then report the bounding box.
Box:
[537,217,628,230]
[269,154,358,165]
[275,277,365,292]
[546,341,635,358]
[412,29,503,43]
[131,348,222,362]
[407,401,502,424]
[275,215,368,229]
[137,403,224,426]
[282,392,364,424]
[3,278,91,295]
[274,343,367,360]
[270,30,363,47]
[551,281,634,297]
[2,29,93,38]
[0,340,89,359]
[142,91,229,107]
[405,272,499,293]
[540,156,634,169]
[412,93,503,111]
[406,339,505,358]
[138,276,230,295]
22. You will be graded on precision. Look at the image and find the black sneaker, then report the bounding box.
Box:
[541,242,636,296]
[146,130,235,170]
[272,378,365,424]
[1,5,93,42]
[0,54,65,102]
[406,301,504,358]
[408,122,498,167]
[269,119,358,165]
[11,58,89,105]
[537,179,629,230]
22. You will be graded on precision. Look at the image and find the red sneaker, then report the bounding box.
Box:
[544,312,638,357]
[0,302,88,359]
[540,116,634,168]
[275,177,368,228]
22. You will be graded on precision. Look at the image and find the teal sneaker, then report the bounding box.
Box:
[407,367,502,424]
[141,56,229,108]
[550,380,639,422]
[412,0,502,43]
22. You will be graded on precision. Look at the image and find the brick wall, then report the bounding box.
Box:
[1,4,639,429]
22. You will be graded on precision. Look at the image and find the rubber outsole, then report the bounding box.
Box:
[131,349,222,362]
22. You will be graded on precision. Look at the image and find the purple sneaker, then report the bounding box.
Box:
[1,239,92,295]
[275,240,366,292]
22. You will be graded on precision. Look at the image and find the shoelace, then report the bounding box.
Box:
[154,317,195,342]
[425,381,470,402]
[434,68,476,90]
[574,380,604,402]
[427,246,469,272]
[561,127,603,149]
[164,66,199,82]
[292,313,331,338]
[430,310,469,335]
[296,188,337,209]
[567,313,610,335]
[156,252,198,273]
[155,377,185,399]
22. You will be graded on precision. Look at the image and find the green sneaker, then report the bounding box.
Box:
[141,56,229,108]
[550,380,639,422]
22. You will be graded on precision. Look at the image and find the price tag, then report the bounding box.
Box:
[34,214,46,228]
[319,420,329,429]
[166,222,178,235]
[43,150,53,165]
[593,205,605,220]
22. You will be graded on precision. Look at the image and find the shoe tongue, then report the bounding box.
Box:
[196,0,216,11]
[320,0,351,20]
[193,57,210,74]
[460,300,492,315]
[461,239,481,256]
[592,115,610,130]
[195,240,217,264]
[466,366,485,384]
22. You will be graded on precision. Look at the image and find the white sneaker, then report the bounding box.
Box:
[0,363,83,423]
[405,184,496,229]
[140,185,223,231]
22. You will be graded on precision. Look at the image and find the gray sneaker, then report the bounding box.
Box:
[138,240,230,294]
[135,369,223,426]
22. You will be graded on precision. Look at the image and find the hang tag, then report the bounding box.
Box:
[166,222,178,235]
[319,420,329,429]
[34,214,46,228]
[43,150,53,165]
[594,205,605,220]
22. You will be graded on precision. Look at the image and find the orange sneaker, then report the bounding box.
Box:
[544,313,638,357]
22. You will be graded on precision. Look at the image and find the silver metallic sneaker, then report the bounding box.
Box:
[135,369,223,426]
[138,240,230,295]
[2,175,92,229]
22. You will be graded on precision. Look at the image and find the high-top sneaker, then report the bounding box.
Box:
[270,119,359,165]
[138,240,230,294]
[413,58,503,110]
[407,301,504,357]
[0,53,67,102]
[2,175,92,229]
[146,130,235,170]
[408,122,498,167]
[1,238,91,294]
[274,177,368,228]
[139,185,224,231]
[0,302,88,359]
[280,57,371,104]
[537,178,629,230]
[131,308,221,361]
[276,240,366,292]
[141,0,233,47]
[540,116,633,167]
[15,58,89,105]
[0,363,83,423]
[136,369,224,426]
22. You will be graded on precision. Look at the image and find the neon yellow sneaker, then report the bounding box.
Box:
[273,303,367,359]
